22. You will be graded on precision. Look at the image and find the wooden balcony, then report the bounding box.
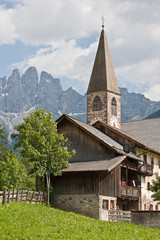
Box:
[140,164,153,176]
[121,185,139,199]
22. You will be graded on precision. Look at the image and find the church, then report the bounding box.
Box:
[52,25,160,220]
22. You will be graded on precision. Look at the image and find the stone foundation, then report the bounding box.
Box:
[53,194,99,218]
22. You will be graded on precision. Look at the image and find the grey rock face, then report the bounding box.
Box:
[5,69,24,113]
[1,66,160,147]
[36,71,63,117]
[0,76,7,88]
[120,88,160,121]
[22,66,38,110]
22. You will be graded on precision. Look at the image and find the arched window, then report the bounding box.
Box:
[92,96,102,111]
[111,98,117,116]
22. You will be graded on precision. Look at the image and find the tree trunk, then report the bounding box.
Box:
[46,174,50,206]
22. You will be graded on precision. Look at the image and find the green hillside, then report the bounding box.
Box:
[145,109,160,119]
[0,202,160,240]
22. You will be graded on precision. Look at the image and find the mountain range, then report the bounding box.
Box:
[0,66,160,145]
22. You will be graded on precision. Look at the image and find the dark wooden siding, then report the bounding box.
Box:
[99,166,121,197]
[58,119,116,162]
[52,172,99,195]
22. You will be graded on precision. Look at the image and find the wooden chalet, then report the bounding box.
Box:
[52,24,160,220]
[52,114,142,219]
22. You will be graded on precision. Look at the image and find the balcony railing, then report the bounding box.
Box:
[140,164,153,176]
[121,185,139,198]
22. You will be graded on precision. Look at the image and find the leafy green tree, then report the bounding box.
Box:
[0,151,25,190]
[151,173,160,201]
[12,109,75,205]
[0,124,7,157]
[0,124,34,191]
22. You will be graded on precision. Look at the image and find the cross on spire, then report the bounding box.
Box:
[102,15,105,29]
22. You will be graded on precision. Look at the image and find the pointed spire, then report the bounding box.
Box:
[87,29,120,95]
[102,15,105,29]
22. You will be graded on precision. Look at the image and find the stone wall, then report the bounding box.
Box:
[107,91,121,129]
[87,91,107,125]
[87,90,121,129]
[53,194,99,218]
[131,211,160,229]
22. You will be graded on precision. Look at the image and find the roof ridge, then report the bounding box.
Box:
[57,114,124,154]
[122,118,160,123]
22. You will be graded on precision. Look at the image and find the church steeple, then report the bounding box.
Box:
[87,29,120,95]
[87,27,121,129]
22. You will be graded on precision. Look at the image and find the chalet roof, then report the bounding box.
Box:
[87,29,120,95]
[57,114,124,154]
[122,118,160,154]
[93,120,160,155]
[61,156,126,172]
[93,121,148,147]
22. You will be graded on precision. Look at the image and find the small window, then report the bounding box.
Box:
[143,154,147,164]
[110,200,115,210]
[149,204,153,210]
[122,204,127,211]
[147,182,151,190]
[92,96,102,111]
[111,98,117,116]
[102,200,109,210]
[151,157,154,167]
[144,204,146,210]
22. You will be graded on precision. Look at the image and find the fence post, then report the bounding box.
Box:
[2,190,6,205]
[30,191,34,203]
[36,192,40,203]
[26,190,29,202]
[21,190,23,201]
[40,192,43,203]
[16,190,19,201]
[7,190,10,204]
[12,188,15,202]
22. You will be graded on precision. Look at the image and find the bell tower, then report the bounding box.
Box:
[87,25,121,129]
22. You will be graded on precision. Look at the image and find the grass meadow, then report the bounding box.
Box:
[0,202,160,240]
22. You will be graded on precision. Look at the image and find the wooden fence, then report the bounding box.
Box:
[0,189,46,205]
[108,210,131,222]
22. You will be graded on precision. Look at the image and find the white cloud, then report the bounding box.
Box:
[116,58,160,99]
[11,39,98,92]
[145,84,160,101]
[0,5,17,44]
[12,0,101,45]
[1,0,160,100]
[117,58,160,86]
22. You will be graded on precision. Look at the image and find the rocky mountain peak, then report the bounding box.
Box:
[22,66,38,87]
[0,77,6,88]
[7,69,21,88]
[40,71,63,92]
[0,66,160,146]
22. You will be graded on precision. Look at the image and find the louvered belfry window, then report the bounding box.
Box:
[93,96,102,111]
[111,98,117,116]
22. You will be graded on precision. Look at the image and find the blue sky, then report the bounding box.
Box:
[0,0,160,100]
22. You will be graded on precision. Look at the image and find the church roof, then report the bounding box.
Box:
[87,29,120,95]
[122,118,160,154]
[61,156,126,172]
